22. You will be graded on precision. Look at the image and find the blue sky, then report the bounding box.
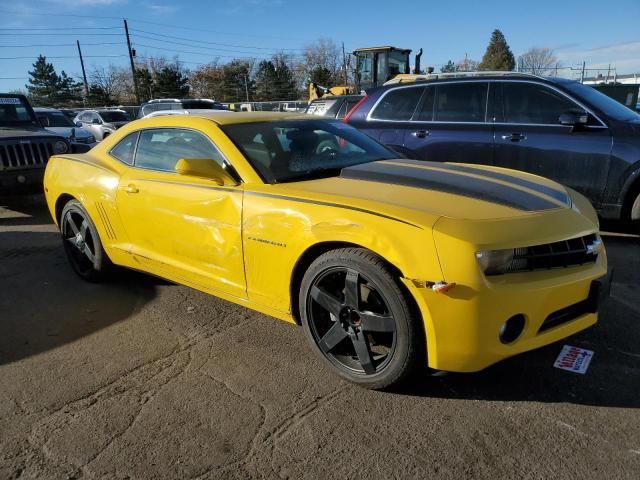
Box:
[1,0,639,91]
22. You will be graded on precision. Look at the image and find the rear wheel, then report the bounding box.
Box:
[299,248,424,389]
[60,200,112,282]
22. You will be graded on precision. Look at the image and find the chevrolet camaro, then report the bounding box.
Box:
[43,112,610,389]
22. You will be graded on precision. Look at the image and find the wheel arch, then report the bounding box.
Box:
[289,241,406,325]
[621,169,640,221]
[55,193,78,225]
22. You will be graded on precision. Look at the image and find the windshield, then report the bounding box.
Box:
[99,111,130,122]
[0,97,37,125]
[564,82,640,122]
[37,111,73,127]
[222,119,397,183]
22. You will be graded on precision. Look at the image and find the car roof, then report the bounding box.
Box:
[377,72,573,91]
[136,111,307,126]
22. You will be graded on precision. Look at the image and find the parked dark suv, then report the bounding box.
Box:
[306,95,364,119]
[345,73,640,224]
[0,94,71,194]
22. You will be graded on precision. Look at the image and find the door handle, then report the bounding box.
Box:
[124,184,139,194]
[501,133,527,142]
[411,130,430,139]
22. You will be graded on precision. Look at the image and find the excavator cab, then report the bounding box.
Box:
[353,46,417,91]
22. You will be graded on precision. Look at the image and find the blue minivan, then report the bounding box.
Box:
[345,74,640,225]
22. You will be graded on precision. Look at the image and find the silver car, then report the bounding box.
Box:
[34,108,96,146]
[73,109,131,141]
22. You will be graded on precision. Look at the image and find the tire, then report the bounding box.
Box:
[60,199,113,282]
[630,192,640,235]
[299,247,424,390]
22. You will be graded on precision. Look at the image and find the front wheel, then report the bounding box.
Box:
[60,199,112,282]
[299,248,424,390]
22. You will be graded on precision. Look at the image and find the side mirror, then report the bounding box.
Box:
[559,109,588,127]
[92,118,101,125]
[175,158,238,186]
[75,121,82,127]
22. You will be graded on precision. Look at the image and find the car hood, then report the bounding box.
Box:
[45,126,93,139]
[271,159,572,224]
[0,126,61,139]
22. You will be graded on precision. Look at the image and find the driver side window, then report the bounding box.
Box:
[133,128,226,173]
[501,83,577,125]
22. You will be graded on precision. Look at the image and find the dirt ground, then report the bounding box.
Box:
[1,194,639,480]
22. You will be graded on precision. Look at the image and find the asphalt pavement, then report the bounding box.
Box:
[1,194,639,479]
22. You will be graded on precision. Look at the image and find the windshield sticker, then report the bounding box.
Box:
[0,98,22,104]
[553,345,593,374]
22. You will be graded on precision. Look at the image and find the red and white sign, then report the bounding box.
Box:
[554,345,594,374]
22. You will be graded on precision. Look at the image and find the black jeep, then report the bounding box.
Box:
[0,94,72,194]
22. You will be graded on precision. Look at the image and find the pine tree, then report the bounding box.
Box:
[26,55,59,106]
[135,67,155,102]
[478,29,515,71]
[308,66,333,88]
[254,60,278,101]
[154,65,189,98]
[272,57,296,100]
[222,60,254,102]
[440,60,456,73]
[57,70,82,105]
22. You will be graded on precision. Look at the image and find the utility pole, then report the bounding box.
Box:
[342,41,347,85]
[244,74,250,102]
[123,19,140,104]
[580,61,586,83]
[76,40,89,103]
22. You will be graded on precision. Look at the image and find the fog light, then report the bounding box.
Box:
[17,175,26,184]
[499,314,526,344]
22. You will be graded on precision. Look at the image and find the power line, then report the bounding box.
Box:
[133,42,271,59]
[0,42,124,48]
[0,9,307,42]
[130,29,305,52]
[0,55,128,60]
[0,27,122,31]
[0,33,123,36]
[132,37,304,58]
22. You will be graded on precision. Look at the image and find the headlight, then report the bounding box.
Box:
[53,140,68,154]
[86,134,96,143]
[475,248,514,275]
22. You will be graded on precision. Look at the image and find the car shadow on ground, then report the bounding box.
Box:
[0,193,53,227]
[0,230,160,366]
[402,232,640,409]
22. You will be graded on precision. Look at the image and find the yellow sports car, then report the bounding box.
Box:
[43,112,610,389]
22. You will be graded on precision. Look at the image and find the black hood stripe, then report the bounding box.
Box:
[341,161,561,211]
[388,159,570,205]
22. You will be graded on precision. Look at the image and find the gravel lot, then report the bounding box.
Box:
[1,194,639,480]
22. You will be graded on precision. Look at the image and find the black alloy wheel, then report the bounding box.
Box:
[60,200,111,281]
[300,248,423,389]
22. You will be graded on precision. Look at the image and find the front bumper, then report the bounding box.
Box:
[406,258,610,372]
[0,167,44,195]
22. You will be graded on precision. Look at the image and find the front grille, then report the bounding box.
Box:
[503,234,599,275]
[538,278,601,333]
[0,138,54,170]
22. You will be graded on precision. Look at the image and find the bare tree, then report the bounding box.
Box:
[456,57,479,72]
[303,38,342,85]
[518,48,557,75]
[88,64,121,103]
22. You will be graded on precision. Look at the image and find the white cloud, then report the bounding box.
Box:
[556,40,640,74]
[146,3,179,14]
